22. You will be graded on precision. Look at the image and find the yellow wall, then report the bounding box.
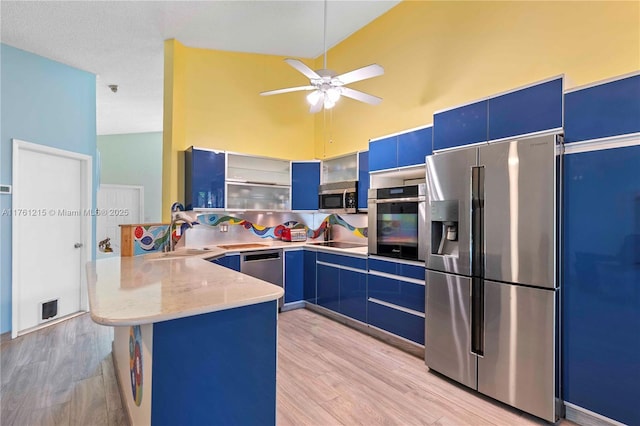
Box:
[162,40,316,218]
[313,0,640,158]
[163,1,639,216]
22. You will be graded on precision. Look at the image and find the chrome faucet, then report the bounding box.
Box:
[165,211,194,252]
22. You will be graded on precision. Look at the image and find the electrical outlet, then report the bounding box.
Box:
[220,224,229,232]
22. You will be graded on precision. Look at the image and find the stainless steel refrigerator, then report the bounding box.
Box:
[424,133,560,422]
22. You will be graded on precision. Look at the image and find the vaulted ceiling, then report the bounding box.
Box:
[1,1,400,135]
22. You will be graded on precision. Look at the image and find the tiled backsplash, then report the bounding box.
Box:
[182,211,368,248]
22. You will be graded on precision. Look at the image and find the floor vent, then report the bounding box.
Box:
[41,299,58,321]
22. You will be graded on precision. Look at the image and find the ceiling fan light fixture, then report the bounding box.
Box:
[326,87,341,103]
[324,97,336,110]
[306,90,322,106]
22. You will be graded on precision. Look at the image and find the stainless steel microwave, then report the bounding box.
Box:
[318,181,358,214]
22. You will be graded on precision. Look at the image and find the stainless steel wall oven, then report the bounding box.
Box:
[368,184,426,261]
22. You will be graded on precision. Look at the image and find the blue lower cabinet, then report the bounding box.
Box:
[211,254,240,271]
[368,273,425,313]
[303,250,317,303]
[367,300,425,345]
[284,250,304,304]
[317,263,340,312]
[339,269,367,323]
[152,301,277,425]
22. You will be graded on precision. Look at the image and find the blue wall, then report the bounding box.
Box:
[0,44,97,334]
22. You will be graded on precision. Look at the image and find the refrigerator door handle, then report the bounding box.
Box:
[470,166,485,356]
[470,166,485,277]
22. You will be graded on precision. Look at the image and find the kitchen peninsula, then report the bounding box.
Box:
[86,251,284,425]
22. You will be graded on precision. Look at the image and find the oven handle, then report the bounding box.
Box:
[370,197,425,203]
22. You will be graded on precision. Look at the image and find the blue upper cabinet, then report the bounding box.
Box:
[397,126,432,167]
[433,100,488,151]
[370,126,433,172]
[564,73,640,143]
[291,161,320,210]
[185,147,225,210]
[369,135,397,171]
[488,77,563,141]
[357,151,369,210]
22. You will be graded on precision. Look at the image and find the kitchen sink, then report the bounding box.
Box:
[217,243,270,250]
[145,248,213,261]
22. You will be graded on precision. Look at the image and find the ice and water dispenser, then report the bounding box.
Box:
[430,200,458,255]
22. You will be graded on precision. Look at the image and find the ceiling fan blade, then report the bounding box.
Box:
[341,87,382,105]
[260,85,316,96]
[335,64,384,85]
[285,58,321,80]
[309,93,324,113]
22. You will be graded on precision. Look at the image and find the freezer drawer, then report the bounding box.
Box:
[425,270,476,388]
[477,280,557,422]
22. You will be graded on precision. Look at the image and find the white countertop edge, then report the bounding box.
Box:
[89,288,284,327]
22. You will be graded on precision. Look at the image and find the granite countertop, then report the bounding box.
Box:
[86,240,367,327]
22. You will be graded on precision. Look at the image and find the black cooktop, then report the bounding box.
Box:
[309,241,367,249]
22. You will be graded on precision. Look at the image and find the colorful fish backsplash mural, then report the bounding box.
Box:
[196,214,367,239]
[131,223,193,255]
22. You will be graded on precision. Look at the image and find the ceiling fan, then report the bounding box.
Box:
[260,1,384,113]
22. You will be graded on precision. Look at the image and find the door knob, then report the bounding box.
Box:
[74,243,83,248]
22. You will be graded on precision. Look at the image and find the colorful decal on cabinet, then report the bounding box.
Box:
[196,214,367,239]
[129,325,143,406]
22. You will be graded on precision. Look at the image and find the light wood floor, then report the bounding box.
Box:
[1,309,575,425]
[1,314,125,426]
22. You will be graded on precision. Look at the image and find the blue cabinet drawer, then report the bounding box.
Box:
[368,300,425,345]
[368,273,425,313]
[369,136,398,171]
[317,252,367,270]
[369,257,425,281]
[565,74,640,143]
[434,100,488,151]
[488,77,563,141]
[368,258,398,275]
[397,263,425,281]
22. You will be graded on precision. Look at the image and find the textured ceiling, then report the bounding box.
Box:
[1,1,400,135]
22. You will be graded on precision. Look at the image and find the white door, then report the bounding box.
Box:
[96,184,143,257]
[12,140,91,337]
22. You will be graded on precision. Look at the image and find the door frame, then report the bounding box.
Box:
[11,139,93,338]
[97,183,144,255]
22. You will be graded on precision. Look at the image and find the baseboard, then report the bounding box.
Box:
[111,342,134,426]
[564,402,626,426]
[303,303,424,359]
[16,311,86,337]
[280,301,305,312]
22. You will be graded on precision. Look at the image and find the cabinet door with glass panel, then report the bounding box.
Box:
[226,153,291,211]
